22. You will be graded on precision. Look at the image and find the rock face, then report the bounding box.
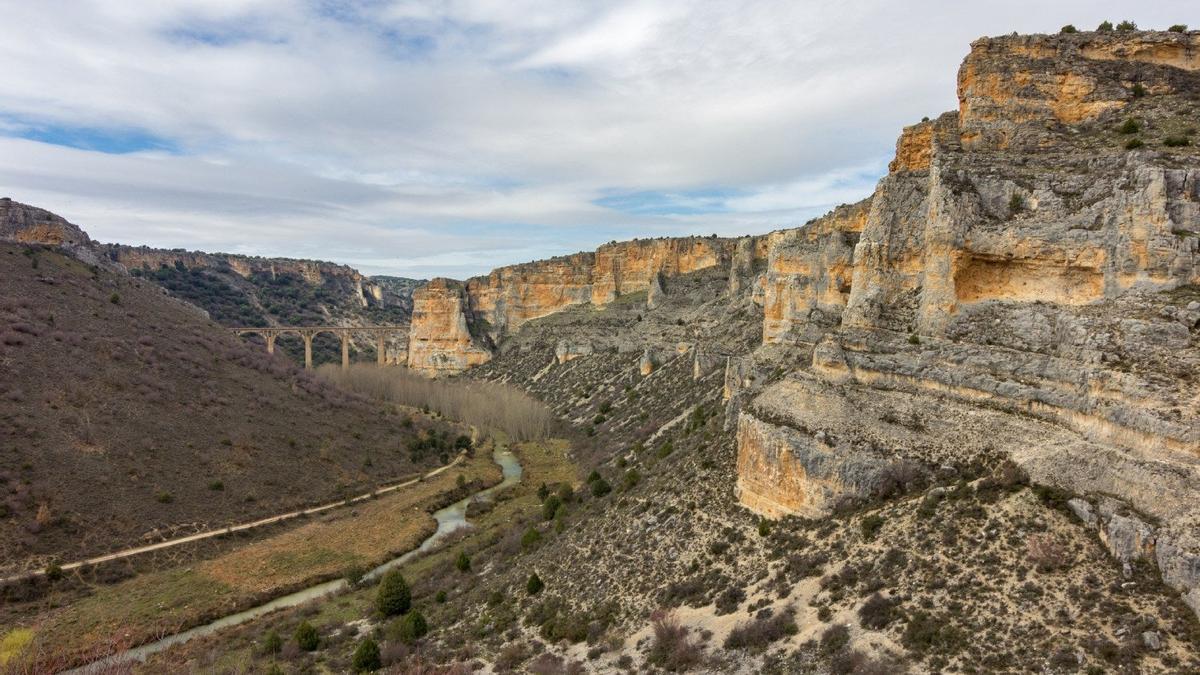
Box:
[729,30,1200,615]
[406,237,740,373]
[0,198,91,247]
[407,278,494,374]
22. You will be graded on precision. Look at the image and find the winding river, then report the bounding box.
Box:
[67,446,522,674]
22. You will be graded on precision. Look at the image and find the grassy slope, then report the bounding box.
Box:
[0,243,451,570]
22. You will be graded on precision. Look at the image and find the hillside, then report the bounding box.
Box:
[0,230,454,577]
[99,243,421,367]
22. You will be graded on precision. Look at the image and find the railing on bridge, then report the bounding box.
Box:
[230,325,406,369]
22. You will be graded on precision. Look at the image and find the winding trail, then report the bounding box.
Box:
[1,453,467,585]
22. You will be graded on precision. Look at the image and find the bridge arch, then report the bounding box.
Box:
[229,325,405,370]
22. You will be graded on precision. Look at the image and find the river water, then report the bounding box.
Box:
[66,446,522,673]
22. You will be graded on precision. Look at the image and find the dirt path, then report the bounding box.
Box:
[0,452,466,585]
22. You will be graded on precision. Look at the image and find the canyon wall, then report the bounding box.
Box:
[406,237,740,373]
[731,30,1200,614]
[105,244,390,310]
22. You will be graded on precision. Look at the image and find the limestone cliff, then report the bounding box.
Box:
[0,198,91,248]
[406,237,740,373]
[730,29,1200,615]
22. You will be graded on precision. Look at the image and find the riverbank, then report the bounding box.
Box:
[132,437,578,673]
[2,439,504,672]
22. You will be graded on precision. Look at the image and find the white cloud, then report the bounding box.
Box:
[0,0,1192,277]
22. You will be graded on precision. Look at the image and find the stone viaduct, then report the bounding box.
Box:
[231,325,406,369]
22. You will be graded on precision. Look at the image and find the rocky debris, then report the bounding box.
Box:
[639,349,657,376]
[554,339,593,364]
[647,273,666,309]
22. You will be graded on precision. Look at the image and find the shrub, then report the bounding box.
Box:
[527,572,545,595]
[1009,192,1024,213]
[1131,83,1146,98]
[435,590,447,603]
[1118,118,1140,134]
[901,610,964,655]
[155,491,174,504]
[1097,20,1113,32]
[1169,24,1187,32]
[109,293,120,304]
[376,569,411,616]
[647,611,702,671]
[907,333,919,345]
[1164,136,1191,147]
[295,621,320,651]
[1116,20,1137,31]
[1060,24,1078,34]
[860,514,885,540]
[1026,533,1072,572]
[623,469,641,490]
[542,494,561,521]
[590,477,612,498]
[1126,138,1145,150]
[656,441,674,458]
[44,562,64,581]
[858,593,898,629]
[757,519,771,537]
[396,610,428,643]
[343,564,367,587]
[455,551,471,572]
[207,480,224,491]
[820,623,850,655]
[522,526,543,551]
[263,629,282,655]
[352,637,381,672]
[725,608,798,650]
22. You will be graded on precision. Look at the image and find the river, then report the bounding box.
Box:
[66,445,522,674]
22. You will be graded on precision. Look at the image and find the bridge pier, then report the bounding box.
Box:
[266,334,276,354]
[303,334,313,370]
[377,334,386,365]
[341,332,350,369]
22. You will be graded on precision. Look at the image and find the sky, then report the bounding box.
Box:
[0,1,1192,279]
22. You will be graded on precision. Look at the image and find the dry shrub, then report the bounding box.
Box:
[317,364,553,441]
[1026,533,1072,572]
[648,609,703,671]
[725,607,798,650]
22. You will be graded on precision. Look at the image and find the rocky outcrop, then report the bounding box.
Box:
[732,30,1200,615]
[0,198,91,247]
[406,237,740,373]
[406,278,494,374]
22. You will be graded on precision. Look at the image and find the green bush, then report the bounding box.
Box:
[860,514,885,540]
[590,477,612,497]
[396,610,428,643]
[351,638,381,672]
[623,469,641,490]
[375,569,411,616]
[1060,24,1078,34]
[655,441,674,458]
[1116,20,1137,31]
[1164,136,1191,147]
[155,491,174,504]
[295,621,319,651]
[455,551,471,572]
[1125,138,1145,150]
[858,593,898,629]
[109,293,120,304]
[1008,192,1024,213]
[1097,20,1113,32]
[435,590,447,603]
[343,564,366,587]
[527,572,545,595]
[1131,83,1146,98]
[522,526,543,551]
[45,562,64,581]
[1168,24,1187,32]
[263,629,282,655]
[820,623,850,655]
[1118,118,1140,134]
[541,494,561,521]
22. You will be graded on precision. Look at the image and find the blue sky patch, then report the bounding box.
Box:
[2,116,178,154]
[593,188,740,216]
